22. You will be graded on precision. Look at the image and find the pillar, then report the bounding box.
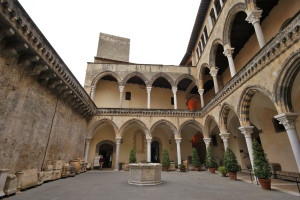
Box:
[175,138,182,165]
[146,86,152,109]
[239,126,254,170]
[84,137,92,162]
[223,46,236,77]
[114,137,122,171]
[246,10,266,48]
[210,67,219,93]
[198,89,205,108]
[219,133,230,150]
[90,86,96,101]
[275,113,300,172]
[146,137,152,162]
[203,138,211,148]
[172,86,178,109]
[119,86,124,108]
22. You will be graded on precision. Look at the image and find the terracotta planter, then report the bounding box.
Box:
[228,172,237,180]
[209,168,215,173]
[70,160,80,174]
[258,178,271,190]
[179,168,186,172]
[194,166,199,171]
[163,166,169,171]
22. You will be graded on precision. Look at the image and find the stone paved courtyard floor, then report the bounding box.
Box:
[5,171,300,200]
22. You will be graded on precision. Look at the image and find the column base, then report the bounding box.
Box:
[114,169,119,172]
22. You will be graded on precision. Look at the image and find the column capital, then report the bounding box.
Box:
[175,138,182,144]
[274,113,298,130]
[115,137,122,144]
[219,133,230,141]
[210,67,218,77]
[90,85,96,90]
[239,126,254,138]
[246,9,263,25]
[85,137,92,142]
[198,89,204,95]
[118,85,124,93]
[203,138,211,145]
[146,86,152,93]
[223,47,234,57]
[146,137,152,143]
[172,86,177,93]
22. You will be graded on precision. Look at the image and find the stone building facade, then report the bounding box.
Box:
[0,0,299,185]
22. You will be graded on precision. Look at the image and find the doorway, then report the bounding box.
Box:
[99,143,113,168]
[151,141,160,163]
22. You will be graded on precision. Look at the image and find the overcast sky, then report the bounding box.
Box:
[18,0,200,85]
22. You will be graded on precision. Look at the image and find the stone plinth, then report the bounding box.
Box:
[169,162,176,171]
[128,163,162,186]
[21,169,38,190]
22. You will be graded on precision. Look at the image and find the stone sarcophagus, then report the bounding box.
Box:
[128,163,162,186]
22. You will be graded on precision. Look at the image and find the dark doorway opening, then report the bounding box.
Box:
[151,141,160,163]
[99,144,113,168]
[192,132,206,164]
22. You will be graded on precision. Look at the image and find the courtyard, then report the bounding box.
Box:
[5,171,299,200]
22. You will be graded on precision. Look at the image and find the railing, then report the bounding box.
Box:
[201,10,300,115]
[96,108,203,117]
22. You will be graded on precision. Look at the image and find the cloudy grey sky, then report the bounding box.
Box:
[18,0,200,85]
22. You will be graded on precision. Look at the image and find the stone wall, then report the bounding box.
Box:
[0,53,88,173]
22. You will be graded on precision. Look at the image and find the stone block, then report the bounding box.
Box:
[53,160,64,170]
[3,174,17,196]
[52,170,62,180]
[44,165,53,171]
[42,171,53,182]
[38,172,44,185]
[61,164,70,178]
[124,164,129,171]
[69,166,76,177]
[0,169,10,197]
[169,162,176,171]
[21,169,38,190]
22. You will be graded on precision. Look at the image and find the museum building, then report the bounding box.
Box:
[0,0,300,193]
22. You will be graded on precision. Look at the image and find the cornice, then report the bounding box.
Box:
[0,0,97,118]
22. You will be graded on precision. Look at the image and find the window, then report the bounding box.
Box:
[204,27,208,41]
[198,42,203,54]
[272,118,285,133]
[210,10,216,26]
[125,92,131,100]
[214,0,221,16]
[171,97,174,105]
[201,35,205,50]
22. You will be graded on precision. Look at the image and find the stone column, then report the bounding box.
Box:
[246,10,266,48]
[203,138,211,148]
[84,137,92,162]
[223,47,236,77]
[219,0,223,7]
[175,138,182,165]
[146,137,152,162]
[114,137,122,171]
[239,126,254,170]
[0,169,9,197]
[119,86,124,108]
[172,87,178,109]
[15,171,24,194]
[275,113,300,172]
[146,86,152,109]
[90,86,96,101]
[219,133,230,150]
[210,67,219,93]
[198,89,205,108]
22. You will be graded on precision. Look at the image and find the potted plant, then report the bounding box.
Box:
[218,166,227,177]
[178,164,186,172]
[129,148,137,163]
[162,147,170,171]
[253,140,272,190]
[206,146,217,173]
[192,148,201,171]
[224,148,239,180]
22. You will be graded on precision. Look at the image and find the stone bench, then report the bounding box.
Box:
[275,171,300,182]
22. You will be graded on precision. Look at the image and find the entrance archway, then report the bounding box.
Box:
[96,140,116,169]
[151,141,160,163]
